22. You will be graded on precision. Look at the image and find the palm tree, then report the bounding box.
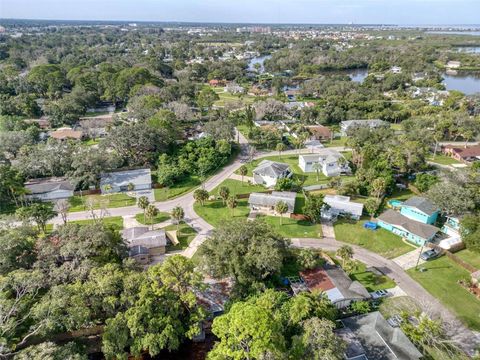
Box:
[103,184,112,193]
[193,189,209,206]
[171,206,185,230]
[275,201,289,225]
[276,142,286,159]
[336,245,354,268]
[227,196,238,217]
[145,204,159,230]
[239,165,248,183]
[137,196,150,223]
[219,186,230,206]
[244,105,256,130]
[127,182,135,192]
[312,162,322,181]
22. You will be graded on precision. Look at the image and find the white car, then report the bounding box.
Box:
[370,289,390,300]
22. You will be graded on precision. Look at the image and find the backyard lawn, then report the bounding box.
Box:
[334,217,414,259]
[324,137,348,148]
[407,255,480,331]
[212,179,266,196]
[212,87,255,107]
[134,211,170,225]
[69,193,136,212]
[260,215,322,238]
[455,249,480,269]
[154,176,201,201]
[194,198,251,228]
[70,216,124,231]
[427,154,462,166]
[164,222,197,251]
[349,262,396,292]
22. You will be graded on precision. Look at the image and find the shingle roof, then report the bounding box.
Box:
[100,168,152,188]
[49,127,83,140]
[377,209,439,240]
[402,196,437,216]
[25,177,74,194]
[248,191,296,212]
[324,194,364,217]
[122,227,167,248]
[253,160,291,178]
[128,245,149,257]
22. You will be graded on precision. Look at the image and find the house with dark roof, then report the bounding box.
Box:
[338,312,422,360]
[400,196,439,225]
[25,177,74,202]
[123,227,167,264]
[248,191,296,216]
[252,160,292,187]
[377,209,439,246]
[299,265,370,308]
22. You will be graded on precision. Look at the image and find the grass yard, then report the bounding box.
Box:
[194,198,250,228]
[164,222,197,251]
[70,216,124,231]
[213,179,266,196]
[154,175,202,201]
[407,255,480,331]
[83,138,101,146]
[455,249,480,269]
[324,137,348,148]
[386,188,415,202]
[69,193,136,212]
[212,87,256,107]
[134,211,170,225]
[260,215,322,238]
[349,262,396,292]
[334,217,414,259]
[427,154,461,165]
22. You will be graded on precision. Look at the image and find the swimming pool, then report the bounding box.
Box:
[388,199,403,208]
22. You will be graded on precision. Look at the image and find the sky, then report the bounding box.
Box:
[1,0,480,25]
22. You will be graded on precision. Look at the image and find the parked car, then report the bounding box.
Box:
[420,248,441,261]
[387,314,403,328]
[370,289,390,300]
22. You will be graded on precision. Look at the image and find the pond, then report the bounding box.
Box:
[427,31,480,36]
[247,55,272,74]
[455,46,480,54]
[443,72,480,95]
[319,68,369,83]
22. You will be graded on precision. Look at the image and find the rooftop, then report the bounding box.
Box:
[377,209,439,240]
[49,127,83,140]
[248,191,297,212]
[402,196,437,216]
[25,177,74,194]
[100,168,152,188]
[253,160,291,178]
[122,227,167,248]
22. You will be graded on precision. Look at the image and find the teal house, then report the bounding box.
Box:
[399,196,439,225]
[376,197,440,246]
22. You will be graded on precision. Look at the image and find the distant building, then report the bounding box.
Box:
[49,127,83,141]
[224,82,244,94]
[446,60,461,69]
[340,119,389,136]
[443,144,480,163]
[252,160,292,187]
[390,66,402,74]
[338,312,422,360]
[100,168,152,194]
[248,191,297,216]
[25,177,74,202]
[298,149,350,177]
[322,194,364,221]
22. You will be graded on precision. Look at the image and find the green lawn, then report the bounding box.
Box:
[212,87,255,107]
[386,188,415,202]
[349,262,396,292]
[164,222,197,251]
[324,137,348,148]
[69,193,136,212]
[193,198,250,228]
[407,255,480,331]
[427,154,461,165]
[154,176,202,201]
[212,179,266,196]
[260,215,322,238]
[455,249,480,269]
[134,211,170,225]
[83,138,101,146]
[70,216,124,231]
[334,217,414,259]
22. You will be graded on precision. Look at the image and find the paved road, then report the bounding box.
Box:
[291,237,480,356]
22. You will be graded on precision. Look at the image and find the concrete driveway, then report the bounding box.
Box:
[392,247,426,270]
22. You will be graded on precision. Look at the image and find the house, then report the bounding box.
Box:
[446,60,461,69]
[340,119,389,136]
[123,227,167,264]
[248,191,296,216]
[442,145,480,163]
[79,114,115,138]
[49,127,84,141]
[322,195,364,221]
[299,265,370,308]
[390,66,402,74]
[337,312,422,360]
[298,149,350,177]
[23,117,50,129]
[224,82,244,94]
[377,209,439,246]
[208,79,223,87]
[400,196,439,225]
[306,125,332,141]
[437,216,464,251]
[252,160,292,187]
[25,177,74,202]
[100,168,152,194]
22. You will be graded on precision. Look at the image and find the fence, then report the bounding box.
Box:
[427,243,477,273]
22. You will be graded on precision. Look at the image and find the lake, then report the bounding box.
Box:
[427,31,480,36]
[248,55,272,73]
[348,68,369,83]
[443,72,480,95]
[455,46,480,54]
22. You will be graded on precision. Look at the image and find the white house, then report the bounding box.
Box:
[100,168,152,194]
[248,191,297,216]
[298,149,350,177]
[340,119,389,136]
[25,177,74,202]
[322,195,364,220]
[252,160,292,187]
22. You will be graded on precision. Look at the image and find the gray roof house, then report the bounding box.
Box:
[402,196,438,216]
[100,168,152,194]
[123,227,167,264]
[25,177,74,202]
[340,119,389,136]
[323,195,364,220]
[248,191,297,216]
[338,312,422,360]
[252,160,292,187]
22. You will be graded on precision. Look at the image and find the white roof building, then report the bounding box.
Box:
[323,195,364,220]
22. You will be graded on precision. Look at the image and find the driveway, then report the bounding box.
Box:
[392,247,426,270]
